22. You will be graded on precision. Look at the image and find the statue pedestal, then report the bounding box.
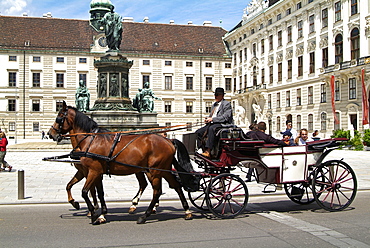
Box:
[88,52,159,131]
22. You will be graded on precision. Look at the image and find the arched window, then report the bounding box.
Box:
[335,34,343,64]
[253,66,257,86]
[297,115,302,130]
[308,114,314,131]
[277,116,281,132]
[350,28,360,60]
[321,112,327,130]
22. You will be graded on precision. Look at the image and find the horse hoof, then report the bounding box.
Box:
[137,216,146,224]
[151,209,157,214]
[75,202,80,210]
[185,213,193,220]
[87,212,92,217]
[91,213,99,224]
[129,207,136,214]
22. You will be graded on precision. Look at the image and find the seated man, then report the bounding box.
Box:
[246,121,287,146]
[195,87,233,157]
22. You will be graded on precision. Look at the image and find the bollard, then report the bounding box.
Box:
[18,169,25,200]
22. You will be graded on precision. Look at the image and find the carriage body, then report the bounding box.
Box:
[188,128,357,217]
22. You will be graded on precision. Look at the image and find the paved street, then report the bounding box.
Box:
[0,139,369,206]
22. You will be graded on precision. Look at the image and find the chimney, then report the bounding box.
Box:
[188,21,193,25]
[47,12,52,18]
[169,20,175,24]
[123,17,134,22]
[143,17,149,23]
[203,21,212,26]
[22,12,28,17]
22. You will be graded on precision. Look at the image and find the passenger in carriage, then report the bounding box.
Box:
[294,128,313,145]
[195,87,233,158]
[281,130,296,146]
[246,121,287,146]
[281,120,298,140]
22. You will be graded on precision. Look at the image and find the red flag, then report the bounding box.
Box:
[362,69,369,125]
[331,75,340,125]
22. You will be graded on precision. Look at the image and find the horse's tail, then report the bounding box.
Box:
[172,139,199,192]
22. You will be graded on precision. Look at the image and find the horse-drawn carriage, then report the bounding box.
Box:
[185,127,357,218]
[47,102,357,224]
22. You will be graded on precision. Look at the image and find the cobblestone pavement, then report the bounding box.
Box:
[0,139,369,205]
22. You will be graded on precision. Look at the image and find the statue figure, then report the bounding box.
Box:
[252,103,262,122]
[99,73,107,98]
[133,82,161,112]
[109,74,119,97]
[235,105,246,127]
[99,6,122,51]
[75,80,90,112]
[121,74,128,98]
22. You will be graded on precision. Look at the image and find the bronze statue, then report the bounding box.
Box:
[99,6,122,51]
[75,80,90,112]
[133,82,161,112]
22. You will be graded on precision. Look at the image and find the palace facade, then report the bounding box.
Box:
[223,0,370,138]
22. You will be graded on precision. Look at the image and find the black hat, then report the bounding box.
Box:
[286,120,292,125]
[214,87,225,95]
[281,130,292,137]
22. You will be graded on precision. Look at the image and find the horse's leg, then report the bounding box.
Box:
[86,185,99,217]
[137,176,162,224]
[81,171,101,224]
[92,175,107,225]
[163,172,193,220]
[66,168,85,210]
[129,172,148,214]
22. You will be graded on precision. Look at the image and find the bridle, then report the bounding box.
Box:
[51,107,68,134]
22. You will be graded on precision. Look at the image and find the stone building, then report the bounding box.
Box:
[223,0,370,138]
[0,7,231,139]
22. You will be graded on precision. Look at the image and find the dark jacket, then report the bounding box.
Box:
[246,130,287,146]
[209,99,233,125]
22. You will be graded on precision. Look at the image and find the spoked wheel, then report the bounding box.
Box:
[284,171,323,204]
[188,176,212,211]
[206,173,248,218]
[312,160,357,211]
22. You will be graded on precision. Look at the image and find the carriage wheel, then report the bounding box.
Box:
[206,173,248,218]
[188,176,212,211]
[284,171,323,205]
[312,160,357,211]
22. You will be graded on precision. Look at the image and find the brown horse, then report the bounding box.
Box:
[48,101,197,224]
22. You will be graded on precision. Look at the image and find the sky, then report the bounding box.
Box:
[0,0,251,31]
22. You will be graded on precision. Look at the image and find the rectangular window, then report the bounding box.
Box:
[33,73,41,87]
[239,50,242,63]
[287,26,292,42]
[32,100,40,111]
[308,86,314,104]
[308,114,313,131]
[277,117,281,131]
[349,78,356,99]
[244,48,248,60]
[225,78,231,91]
[277,92,281,108]
[335,1,341,22]
[321,113,327,130]
[298,20,303,38]
[33,122,40,132]
[206,102,212,113]
[9,72,16,87]
[261,68,265,84]
[268,94,272,109]
[165,76,172,90]
[269,35,273,51]
[79,58,87,63]
[298,56,303,76]
[309,52,315,74]
[286,91,291,107]
[322,8,328,28]
[56,73,64,88]
[233,53,237,65]
[277,13,281,21]
[186,61,193,67]
[225,63,231,68]
[8,99,16,111]
[165,61,172,66]
[269,65,273,84]
[351,0,358,15]
[297,115,302,130]
[56,57,64,63]
[205,62,212,68]
[33,56,41,62]
[308,0,314,3]
[252,43,257,57]
[206,77,212,90]
[286,8,291,16]
[321,84,327,103]
[268,19,272,26]
[297,2,302,10]
[79,73,87,85]
[261,39,265,54]
[186,77,193,90]
[143,75,150,85]
[186,101,193,113]
[287,59,292,79]
[278,63,282,82]
[277,31,282,47]
[143,60,150,65]
[251,28,255,35]
[165,101,172,113]
[335,81,340,101]
[309,15,315,33]
[297,88,302,106]
[322,48,328,68]
[56,100,63,112]
[9,55,17,61]
[9,122,15,131]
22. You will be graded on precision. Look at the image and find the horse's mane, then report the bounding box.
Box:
[69,106,110,133]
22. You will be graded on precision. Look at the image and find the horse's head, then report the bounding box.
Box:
[48,101,75,142]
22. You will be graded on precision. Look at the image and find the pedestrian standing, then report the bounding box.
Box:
[0,130,12,172]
